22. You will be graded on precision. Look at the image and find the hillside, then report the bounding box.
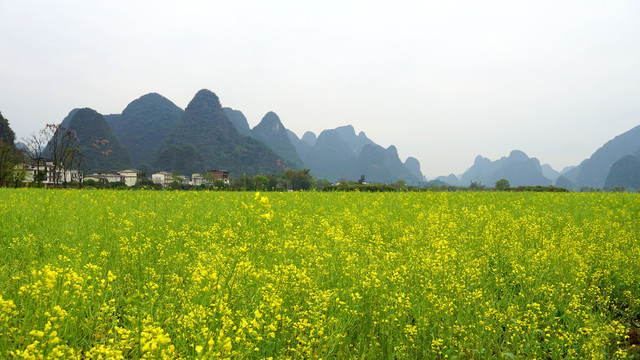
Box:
[66,108,133,172]
[603,154,640,191]
[459,150,552,187]
[299,129,354,181]
[288,130,314,160]
[251,112,303,169]
[155,89,283,176]
[435,174,461,187]
[222,108,252,136]
[405,157,425,181]
[0,112,16,145]
[563,125,640,189]
[289,126,423,184]
[106,93,184,168]
[347,144,420,184]
[332,125,375,156]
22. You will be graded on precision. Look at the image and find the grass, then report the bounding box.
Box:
[0,189,639,358]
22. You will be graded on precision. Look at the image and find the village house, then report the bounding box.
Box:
[192,173,203,186]
[151,172,172,187]
[15,161,141,187]
[151,172,194,187]
[16,162,80,185]
[151,171,229,187]
[119,170,139,187]
[207,170,230,184]
[84,170,140,186]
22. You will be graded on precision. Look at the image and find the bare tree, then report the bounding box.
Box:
[23,128,51,186]
[72,148,85,187]
[45,124,79,186]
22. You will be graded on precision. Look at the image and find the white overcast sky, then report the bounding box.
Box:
[1,1,639,177]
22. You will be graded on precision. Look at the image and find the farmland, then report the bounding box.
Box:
[0,189,639,359]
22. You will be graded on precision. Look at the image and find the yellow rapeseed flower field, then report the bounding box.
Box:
[0,189,639,359]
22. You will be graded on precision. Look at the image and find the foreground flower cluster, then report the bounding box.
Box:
[0,189,638,358]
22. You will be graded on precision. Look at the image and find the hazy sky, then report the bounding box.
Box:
[1,1,639,177]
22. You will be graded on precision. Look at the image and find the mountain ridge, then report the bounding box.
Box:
[155,89,284,176]
[66,108,133,173]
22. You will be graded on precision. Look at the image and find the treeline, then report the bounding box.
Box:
[69,175,572,193]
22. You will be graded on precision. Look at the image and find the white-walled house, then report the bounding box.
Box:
[16,162,80,185]
[119,170,139,187]
[84,170,140,186]
[16,163,140,187]
[152,172,171,187]
[192,173,203,186]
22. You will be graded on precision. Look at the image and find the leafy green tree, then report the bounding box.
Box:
[169,171,184,188]
[231,174,254,191]
[282,168,315,191]
[253,175,269,191]
[10,167,26,188]
[265,175,280,191]
[469,181,486,191]
[137,163,155,177]
[390,179,407,191]
[0,113,24,187]
[315,178,332,191]
[0,141,18,186]
[495,179,510,191]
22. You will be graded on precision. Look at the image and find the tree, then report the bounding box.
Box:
[253,175,269,191]
[0,141,19,187]
[23,128,51,187]
[469,181,485,191]
[495,179,510,191]
[137,163,155,177]
[0,113,25,187]
[315,178,332,191]
[265,174,280,191]
[231,174,254,191]
[45,124,79,186]
[282,168,315,191]
[9,166,26,188]
[357,174,366,184]
[390,179,407,191]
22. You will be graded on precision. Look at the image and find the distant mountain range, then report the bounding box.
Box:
[558,125,640,190]
[436,150,552,188]
[246,111,304,170]
[44,89,424,182]
[285,125,423,183]
[434,124,640,190]
[155,89,283,176]
[16,88,639,188]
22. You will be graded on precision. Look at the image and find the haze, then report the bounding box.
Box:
[1,1,639,177]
